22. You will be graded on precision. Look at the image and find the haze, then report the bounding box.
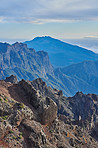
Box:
[0,0,98,52]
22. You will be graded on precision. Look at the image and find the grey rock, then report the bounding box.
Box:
[5,75,18,84]
[18,79,57,124]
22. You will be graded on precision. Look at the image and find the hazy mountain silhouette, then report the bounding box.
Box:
[24,36,98,67]
[54,60,98,96]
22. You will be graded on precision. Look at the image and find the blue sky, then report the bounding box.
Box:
[0,0,98,42]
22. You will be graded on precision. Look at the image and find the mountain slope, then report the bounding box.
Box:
[0,42,53,80]
[0,77,98,147]
[24,36,98,67]
[0,42,71,96]
[0,42,98,96]
[54,60,98,95]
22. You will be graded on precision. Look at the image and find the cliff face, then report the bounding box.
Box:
[0,76,97,148]
[31,78,98,127]
[5,75,18,84]
[0,42,54,80]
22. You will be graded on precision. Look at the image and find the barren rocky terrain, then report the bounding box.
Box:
[0,75,98,148]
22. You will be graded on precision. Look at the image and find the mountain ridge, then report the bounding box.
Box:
[0,41,98,96]
[24,36,98,67]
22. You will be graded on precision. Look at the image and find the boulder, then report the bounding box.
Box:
[39,97,57,124]
[22,120,47,147]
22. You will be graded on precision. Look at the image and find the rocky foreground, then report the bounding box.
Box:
[0,75,98,148]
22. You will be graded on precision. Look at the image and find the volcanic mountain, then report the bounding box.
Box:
[0,42,98,96]
[24,36,98,67]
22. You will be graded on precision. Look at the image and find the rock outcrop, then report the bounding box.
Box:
[0,76,98,148]
[62,92,98,129]
[31,78,98,130]
[18,79,57,124]
[5,75,18,84]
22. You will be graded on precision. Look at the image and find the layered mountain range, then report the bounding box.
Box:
[0,38,98,96]
[0,37,98,147]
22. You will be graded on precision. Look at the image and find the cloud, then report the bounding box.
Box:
[0,0,98,23]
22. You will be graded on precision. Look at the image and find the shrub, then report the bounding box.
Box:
[13,136,17,140]
[3,96,8,102]
[18,135,22,139]
[9,130,14,134]
[19,103,24,109]
[0,98,2,102]
[2,115,8,120]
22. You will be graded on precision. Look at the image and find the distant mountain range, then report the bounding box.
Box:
[24,36,98,67]
[0,38,98,96]
[54,60,98,96]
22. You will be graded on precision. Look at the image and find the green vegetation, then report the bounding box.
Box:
[18,135,22,139]
[2,115,8,120]
[9,130,14,134]
[3,96,8,102]
[19,103,24,109]
[18,132,23,139]
[0,97,2,102]
[13,136,17,140]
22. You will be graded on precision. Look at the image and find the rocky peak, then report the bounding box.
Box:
[0,42,10,53]
[0,77,98,148]
[18,79,57,124]
[63,92,98,129]
[5,75,18,84]
[12,42,27,49]
[31,78,63,99]
[0,42,54,80]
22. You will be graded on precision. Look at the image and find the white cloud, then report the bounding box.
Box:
[0,0,98,23]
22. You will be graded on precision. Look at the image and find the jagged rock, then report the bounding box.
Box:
[57,90,63,97]
[39,97,57,124]
[18,79,40,109]
[18,79,57,124]
[69,138,75,147]
[22,120,47,148]
[0,120,12,139]
[31,78,65,117]
[23,79,98,128]
[0,94,13,117]
[31,78,63,99]
[5,75,18,84]
[60,92,98,129]
[8,102,34,126]
[91,122,98,140]
[0,77,98,148]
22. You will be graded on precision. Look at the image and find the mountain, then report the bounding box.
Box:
[0,42,53,80]
[0,42,98,96]
[24,36,98,67]
[0,76,98,147]
[60,60,98,88]
[31,78,98,124]
[54,60,98,96]
[0,42,71,96]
